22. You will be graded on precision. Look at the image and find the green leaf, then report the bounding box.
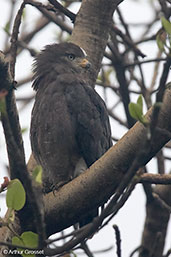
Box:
[129,102,143,121]
[129,95,149,125]
[12,236,25,256]
[21,232,38,248]
[161,17,171,35]
[137,95,143,110]
[0,98,6,114]
[21,127,28,134]
[32,166,42,184]
[8,208,15,223]
[103,68,113,84]
[156,30,166,51]
[71,251,77,257]
[6,179,26,211]
[22,8,26,20]
[12,231,38,257]
[4,22,10,34]
[70,251,77,257]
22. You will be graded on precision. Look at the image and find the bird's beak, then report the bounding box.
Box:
[79,58,91,69]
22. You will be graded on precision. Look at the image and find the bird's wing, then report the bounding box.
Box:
[64,77,112,227]
[64,78,112,168]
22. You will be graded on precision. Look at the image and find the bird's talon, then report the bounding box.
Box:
[51,178,72,195]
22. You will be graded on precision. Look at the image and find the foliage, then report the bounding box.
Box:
[6,179,26,212]
[129,95,148,125]
[3,179,39,255]
[156,17,171,55]
[32,166,42,184]
[12,232,38,257]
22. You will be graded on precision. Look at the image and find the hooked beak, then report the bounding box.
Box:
[79,58,91,69]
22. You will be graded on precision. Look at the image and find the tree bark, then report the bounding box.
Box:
[139,184,171,257]
[71,0,123,84]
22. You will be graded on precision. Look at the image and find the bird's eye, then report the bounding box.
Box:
[67,54,75,61]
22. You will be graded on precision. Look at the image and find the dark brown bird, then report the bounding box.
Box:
[30,42,112,226]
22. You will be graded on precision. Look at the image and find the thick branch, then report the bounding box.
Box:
[139,184,171,257]
[71,0,123,84]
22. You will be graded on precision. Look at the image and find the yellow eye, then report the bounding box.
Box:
[67,54,75,61]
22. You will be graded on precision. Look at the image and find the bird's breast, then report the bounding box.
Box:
[31,82,82,189]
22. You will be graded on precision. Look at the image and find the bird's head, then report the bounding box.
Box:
[32,42,91,90]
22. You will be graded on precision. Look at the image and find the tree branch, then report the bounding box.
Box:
[139,174,171,184]
[0,6,46,247]
[48,0,76,22]
[139,184,171,257]
[71,0,124,84]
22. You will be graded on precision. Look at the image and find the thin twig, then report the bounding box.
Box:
[48,0,76,22]
[124,57,166,68]
[113,225,121,257]
[129,246,142,257]
[80,241,94,257]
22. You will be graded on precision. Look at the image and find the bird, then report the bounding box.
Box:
[30,42,112,226]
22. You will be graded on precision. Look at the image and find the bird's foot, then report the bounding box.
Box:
[51,177,73,195]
